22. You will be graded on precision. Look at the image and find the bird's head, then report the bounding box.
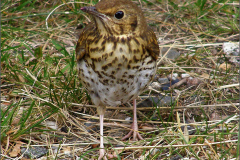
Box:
[81,0,147,36]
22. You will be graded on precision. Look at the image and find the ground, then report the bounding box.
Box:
[1,0,239,159]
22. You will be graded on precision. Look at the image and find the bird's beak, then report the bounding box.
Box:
[81,6,106,19]
[81,6,96,13]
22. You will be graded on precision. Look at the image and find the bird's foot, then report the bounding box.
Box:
[98,148,117,160]
[121,99,144,141]
[121,123,143,141]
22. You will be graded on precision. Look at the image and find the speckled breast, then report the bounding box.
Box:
[77,35,156,107]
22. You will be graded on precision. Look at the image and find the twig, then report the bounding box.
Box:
[213,83,239,91]
[46,2,90,29]
[70,102,239,110]
[113,139,238,150]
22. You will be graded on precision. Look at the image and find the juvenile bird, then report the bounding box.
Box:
[76,0,159,159]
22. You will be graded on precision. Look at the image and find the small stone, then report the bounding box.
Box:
[151,116,158,121]
[186,77,201,87]
[157,78,169,84]
[61,126,68,133]
[138,94,175,107]
[151,82,161,90]
[223,42,239,56]
[161,47,180,60]
[84,119,98,132]
[125,117,132,121]
[51,146,59,154]
[161,79,180,90]
[161,84,170,91]
[181,73,190,78]
[21,147,48,159]
[44,121,58,130]
[153,95,175,106]
[153,74,159,81]
[167,73,178,81]
[180,125,196,135]
[170,155,183,160]
[229,57,239,64]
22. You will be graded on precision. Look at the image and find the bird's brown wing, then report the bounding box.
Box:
[145,26,160,60]
[76,22,96,61]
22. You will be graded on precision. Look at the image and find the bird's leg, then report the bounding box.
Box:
[97,106,117,160]
[121,99,143,141]
[98,113,107,160]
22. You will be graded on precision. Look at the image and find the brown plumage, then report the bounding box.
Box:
[76,0,159,159]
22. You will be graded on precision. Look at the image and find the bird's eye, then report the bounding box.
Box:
[114,11,124,19]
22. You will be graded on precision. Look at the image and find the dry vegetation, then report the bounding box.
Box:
[1,0,239,159]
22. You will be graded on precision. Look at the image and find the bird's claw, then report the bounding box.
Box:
[121,130,143,141]
[98,149,117,160]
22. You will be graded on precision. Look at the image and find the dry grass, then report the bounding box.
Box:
[1,0,239,159]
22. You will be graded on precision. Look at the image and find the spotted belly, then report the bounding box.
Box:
[77,54,156,107]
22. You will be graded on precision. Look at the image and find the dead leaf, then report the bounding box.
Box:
[11,117,20,125]
[186,77,202,87]
[2,101,11,106]
[9,141,24,157]
[200,73,210,79]
[62,146,71,154]
[219,62,232,70]
[92,144,99,149]
[25,57,37,65]
[17,74,25,83]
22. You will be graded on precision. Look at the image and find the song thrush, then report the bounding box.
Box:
[76,0,159,159]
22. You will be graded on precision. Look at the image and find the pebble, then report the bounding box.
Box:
[151,82,162,90]
[138,94,175,107]
[157,78,169,84]
[161,79,180,90]
[181,73,190,78]
[84,119,98,132]
[21,147,48,159]
[161,47,180,60]
[186,77,201,87]
[180,125,196,135]
[167,73,178,81]
[44,121,58,130]
[223,42,239,56]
